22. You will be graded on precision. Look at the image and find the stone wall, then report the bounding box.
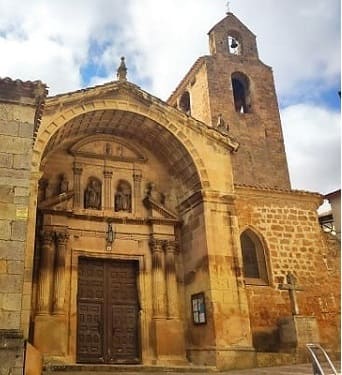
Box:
[0,78,47,374]
[235,185,341,353]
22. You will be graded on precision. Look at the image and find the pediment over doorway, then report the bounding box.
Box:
[69,135,147,163]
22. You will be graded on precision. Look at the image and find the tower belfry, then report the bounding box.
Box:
[168,12,290,189]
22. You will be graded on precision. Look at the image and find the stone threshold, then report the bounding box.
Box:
[43,364,218,373]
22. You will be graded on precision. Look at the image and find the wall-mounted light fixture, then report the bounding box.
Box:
[106,222,115,250]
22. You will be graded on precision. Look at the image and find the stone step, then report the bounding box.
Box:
[43,364,218,374]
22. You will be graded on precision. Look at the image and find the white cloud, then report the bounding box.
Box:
[0,0,340,194]
[281,104,340,194]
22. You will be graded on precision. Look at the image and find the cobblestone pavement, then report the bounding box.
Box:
[45,362,341,375]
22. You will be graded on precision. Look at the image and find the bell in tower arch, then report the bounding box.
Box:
[228,35,241,55]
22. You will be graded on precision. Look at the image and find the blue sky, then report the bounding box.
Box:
[0,0,340,197]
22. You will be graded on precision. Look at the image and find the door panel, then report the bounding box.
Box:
[77,257,139,364]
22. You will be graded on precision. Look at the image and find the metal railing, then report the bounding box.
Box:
[306,343,339,375]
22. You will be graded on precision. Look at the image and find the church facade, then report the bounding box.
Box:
[0,13,340,373]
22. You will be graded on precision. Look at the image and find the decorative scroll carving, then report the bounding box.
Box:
[84,177,102,210]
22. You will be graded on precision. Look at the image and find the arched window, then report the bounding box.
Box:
[240,229,268,285]
[179,91,191,115]
[231,72,251,114]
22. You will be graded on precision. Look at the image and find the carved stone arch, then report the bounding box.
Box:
[32,98,209,192]
[239,225,270,285]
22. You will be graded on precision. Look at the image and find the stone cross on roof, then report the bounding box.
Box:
[279,272,303,315]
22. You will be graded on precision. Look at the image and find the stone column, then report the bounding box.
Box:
[37,230,55,314]
[73,162,83,208]
[149,238,167,318]
[103,169,113,210]
[133,170,142,215]
[52,231,69,314]
[165,240,179,319]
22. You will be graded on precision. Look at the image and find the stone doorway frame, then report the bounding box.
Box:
[69,250,147,364]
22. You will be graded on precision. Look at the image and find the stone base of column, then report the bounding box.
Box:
[152,318,187,365]
[33,315,67,356]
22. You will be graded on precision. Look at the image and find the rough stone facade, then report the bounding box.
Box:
[0,79,47,374]
[0,11,340,374]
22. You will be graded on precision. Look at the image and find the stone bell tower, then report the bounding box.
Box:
[168,12,291,190]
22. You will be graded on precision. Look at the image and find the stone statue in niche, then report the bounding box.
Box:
[84,178,102,209]
[145,182,166,206]
[115,180,131,212]
[58,174,69,194]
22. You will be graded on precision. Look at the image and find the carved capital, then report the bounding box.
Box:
[40,230,55,245]
[164,240,179,253]
[149,238,164,253]
[133,171,142,183]
[73,163,83,175]
[103,170,113,178]
[55,231,69,245]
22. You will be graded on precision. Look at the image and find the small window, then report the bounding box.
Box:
[240,229,268,285]
[179,91,191,115]
[231,72,251,114]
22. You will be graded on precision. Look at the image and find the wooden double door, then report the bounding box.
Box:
[77,257,140,364]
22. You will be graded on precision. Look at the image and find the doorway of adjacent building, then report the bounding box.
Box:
[77,257,140,364]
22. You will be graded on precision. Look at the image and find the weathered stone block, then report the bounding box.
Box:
[7,260,24,275]
[0,135,32,154]
[0,185,14,201]
[0,274,23,293]
[3,293,22,311]
[11,221,27,241]
[18,122,34,138]
[0,120,19,136]
[0,153,13,169]
[0,202,15,219]
[0,219,11,240]
[0,311,21,329]
[13,154,30,170]
[0,259,6,273]
[0,240,25,260]
[14,187,29,197]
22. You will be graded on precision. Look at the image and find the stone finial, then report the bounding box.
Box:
[117,56,127,81]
